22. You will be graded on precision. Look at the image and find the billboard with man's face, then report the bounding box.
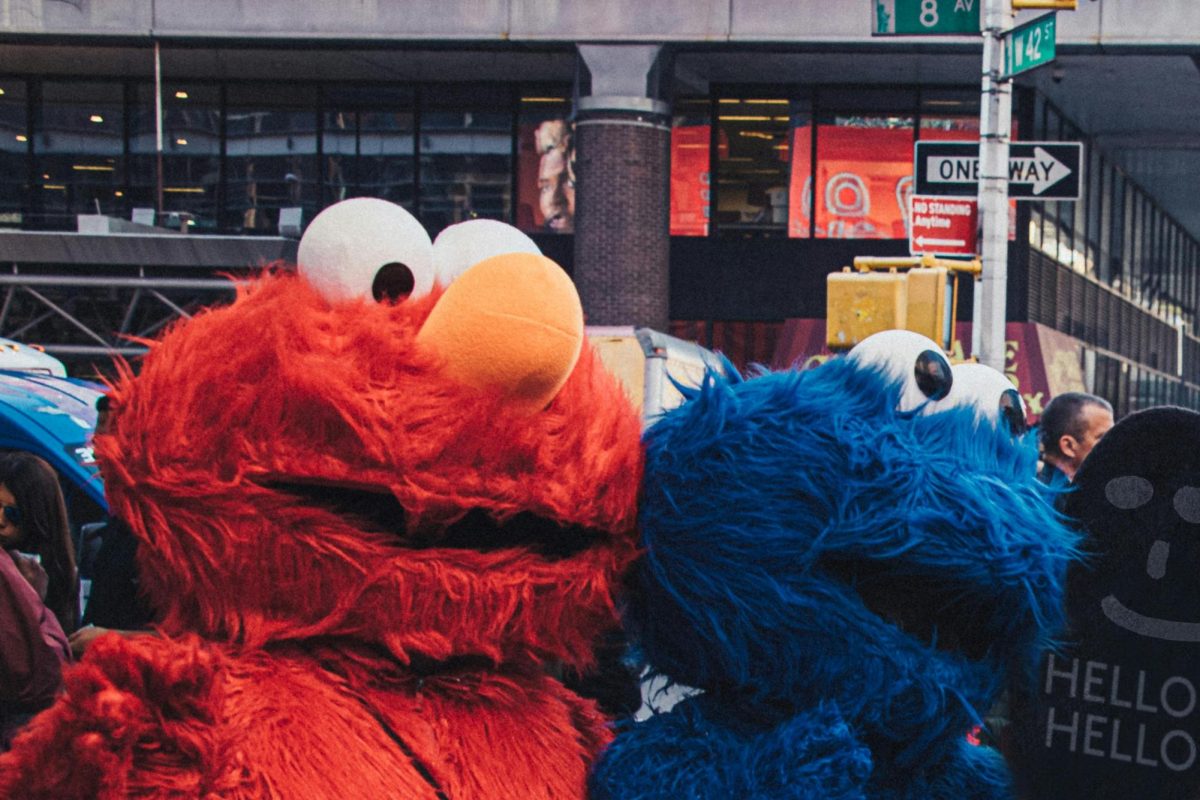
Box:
[517,117,574,234]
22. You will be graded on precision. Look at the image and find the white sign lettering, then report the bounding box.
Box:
[1043,655,1200,772]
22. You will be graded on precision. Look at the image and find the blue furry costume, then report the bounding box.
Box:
[590,351,1078,800]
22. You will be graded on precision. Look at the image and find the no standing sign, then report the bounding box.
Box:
[909,195,979,257]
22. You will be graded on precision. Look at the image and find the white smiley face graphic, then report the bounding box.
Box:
[1100,477,1200,642]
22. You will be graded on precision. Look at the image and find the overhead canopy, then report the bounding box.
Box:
[0,230,297,269]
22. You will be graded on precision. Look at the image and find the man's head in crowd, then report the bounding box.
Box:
[1039,392,1114,482]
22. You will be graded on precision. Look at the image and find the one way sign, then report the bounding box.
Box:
[914,141,1082,200]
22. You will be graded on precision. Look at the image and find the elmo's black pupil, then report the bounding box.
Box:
[914,350,952,400]
[373,262,415,303]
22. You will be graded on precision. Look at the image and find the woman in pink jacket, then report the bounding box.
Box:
[0,545,70,750]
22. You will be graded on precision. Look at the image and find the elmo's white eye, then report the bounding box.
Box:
[297,198,433,304]
[432,219,541,286]
[926,362,1028,434]
[848,330,952,412]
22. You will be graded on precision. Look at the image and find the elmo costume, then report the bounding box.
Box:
[0,199,642,799]
[590,331,1078,800]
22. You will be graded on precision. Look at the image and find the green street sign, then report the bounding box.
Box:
[1003,12,1057,78]
[872,0,981,36]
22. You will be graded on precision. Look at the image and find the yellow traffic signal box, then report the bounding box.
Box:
[904,267,950,346]
[826,269,908,350]
[826,256,979,351]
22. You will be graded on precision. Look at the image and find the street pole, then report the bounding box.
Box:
[976,0,1013,370]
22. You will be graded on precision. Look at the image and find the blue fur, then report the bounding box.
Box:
[591,357,1079,800]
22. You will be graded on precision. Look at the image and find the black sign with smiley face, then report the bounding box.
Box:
[1069,407,1200,650]
[1010,407,1200,800]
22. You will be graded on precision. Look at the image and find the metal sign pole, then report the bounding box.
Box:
[976,0,1013,370]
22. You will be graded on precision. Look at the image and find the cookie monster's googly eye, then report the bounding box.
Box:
[923,362,1027,434]
[297,197,434,304]
[1105,475,1154,510]
[915,350,952,401]
[432,219,541,287]
[998,389,1028,435]
[848,330,951,412]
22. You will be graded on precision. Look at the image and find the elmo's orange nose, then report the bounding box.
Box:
[415,252,584,411]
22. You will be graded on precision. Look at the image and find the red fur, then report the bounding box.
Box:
[0,271,642,798]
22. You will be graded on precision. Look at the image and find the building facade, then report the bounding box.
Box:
[1,0,1199,417]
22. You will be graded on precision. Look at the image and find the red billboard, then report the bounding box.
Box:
[670,125,711,237]
[787,119,982,241]
[516,119,574,234]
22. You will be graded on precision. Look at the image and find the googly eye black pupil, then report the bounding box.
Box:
[372,262,415,303]
[914,350,952,401]
[998,389,1027,435]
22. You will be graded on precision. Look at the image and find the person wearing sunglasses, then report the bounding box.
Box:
[0,453,72,750]
[0,452,80,636]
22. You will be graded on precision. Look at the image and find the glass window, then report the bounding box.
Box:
[1130,365,1144,413]
[1029,206,1043,254]
[323,87,415,212]
[1150,205,1160,312]
[1130,195,1143,303]
[1108,169,1123,292]
[1185,241,1195,326]
[785,109,813,238]
[1146,210,1157,313]
[1086,148,1103,277]
[1117,361,1131,417]
[130,83,221,231]
[1151,204,1162,310]
[418,90,513,234]
[224,84,318,234]
[1098,160,1112,285]
[814,114,913,239]
[669,98,711,237]
[715,98,794,235]
[322,106,355,206]
[1161,216,1172,314]
[0,79,27,224]
[920,89,979,120]
[1040,203,1059,263]
[1168,225,1180,316]
[1096,354,1115,404]
[516,94,573,234]
[1177,228,1186,314]
[1071,184,1088,275]
[918,114,979,141]
[35,81,125,228]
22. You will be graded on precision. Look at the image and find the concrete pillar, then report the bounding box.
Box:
[574,44,671,330]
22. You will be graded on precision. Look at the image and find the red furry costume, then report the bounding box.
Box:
[0,204,642,799]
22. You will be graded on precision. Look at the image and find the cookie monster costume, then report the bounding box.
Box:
[0,199,643,799]
[590,331,1078,800]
